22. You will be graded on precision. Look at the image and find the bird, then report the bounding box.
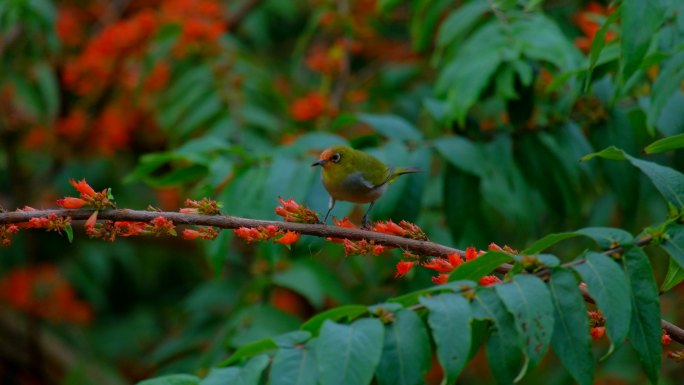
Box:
[311,145,420,228]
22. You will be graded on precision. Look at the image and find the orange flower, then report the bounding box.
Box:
[479,275,501,286]
[465,247,478,261]
[276,231,300,245]
[0,224,20,247]
[290,93,328,121]
[395,261,415,277]
[114,221,148,237]
[57,197,88,209]
[57,109,89,139]
[662,330,672,346]
[447,253,463,268]
[182,229,202,240]
[275,197,319,223]
[423,258,455,273]
[372,220,407,237]
[590,326,605,340]
[572,2,617,53]
[70,178,97,197]
[432,274,449,285]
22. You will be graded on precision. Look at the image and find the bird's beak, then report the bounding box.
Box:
[311,159,328,167]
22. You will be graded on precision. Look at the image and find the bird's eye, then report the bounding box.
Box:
[330,153,341,163]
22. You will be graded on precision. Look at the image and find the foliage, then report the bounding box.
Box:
[1,0,684,384]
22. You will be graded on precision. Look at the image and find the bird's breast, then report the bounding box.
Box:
[323,171,387,203]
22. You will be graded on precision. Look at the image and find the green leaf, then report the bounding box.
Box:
[137,374,201,385]
[622,247,661,384]
[202,355,269,385]
[471,287,524,385]
[356,113,422,142]
[522,232,579,254]
[434,136,486,177]
[316,318,384,385]
[583,146,684,209]
[389,280,476,307]
[572,252,632,356]
[586,11,620,91]
[620,0,666,82]
[219,338,277,367]
[375,310,431,385]
[494,275,554,369]
[300,305,368,335]
[34,64,59,123]
[644,133,684,154]
[64,224,73,243]
[436,1,490,48]
[648,51,684,130]
[662,257,684,292]
[420,293,472,384]
[575,227,634,249]
[660,224,684,269]
[548,268,594,385]
[448,251,513,282]
[273,261,326,308]
[270,339,318,385]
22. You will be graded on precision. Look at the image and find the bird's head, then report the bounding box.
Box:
[311,145,352,169]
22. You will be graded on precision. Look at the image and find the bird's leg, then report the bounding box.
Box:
[322,197,336,224]
[361,201,376,229]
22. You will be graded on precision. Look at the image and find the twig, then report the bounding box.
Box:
[0,209,464,258]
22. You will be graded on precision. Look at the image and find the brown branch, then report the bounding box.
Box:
[2,208,683,344]
[0,208,464,258]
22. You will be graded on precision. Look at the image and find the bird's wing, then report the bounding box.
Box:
[358,165,394,189]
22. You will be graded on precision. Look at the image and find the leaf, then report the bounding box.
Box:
[436,1,490,48]
[583,146,684,209]
[448,251,513,282]
[660,224,684,269]
[420,293,472,384]
[273,261,326,308]
[219,338,277,367]
[572,252,632,356]
[647,51,684,130]
[620,0,666,82]
[202,355,269,385]
[662,255,684,291]
[548,269,594,385]
[375,310,431,385]
[34,64,59,123]
[586,11,620,91]
[622,247,661,384]
[575,227,634,249]
[644,133,684,154]
[270,339,318,385]
[522,232,579,254]
[471,287,524,385]
[137,374,201,385]
[434,136,486,177]
[64,224,73,243]
[300,305,368,335]
[316,318,384,385]
[389,280,476,307]
[494,275,554,369]
[356,113,422,142]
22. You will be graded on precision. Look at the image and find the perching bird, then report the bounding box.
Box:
[312,145,420,227]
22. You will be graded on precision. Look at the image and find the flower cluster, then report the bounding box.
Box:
[588,310,606,339]
[572,2,617,53]
[234,225,301,246]
[0,265,92,324]
[26,213,72,234]
[182,226,220,240]
[394,245,501,286]
[372,219,428,241]
[180,198,223,215]
[0,224,19,247]
[290,93,330,122]
[85,216,176,241]
[342,238,386,257]
[57,179,115,210]
[275,197,319,224]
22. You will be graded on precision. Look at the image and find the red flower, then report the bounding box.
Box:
[114,221,147,237]
[333,217,357,228]
[395,261,415,277]
[182,229,202,240]
[479,275,501,286]
[275,197,319,223]
[465,247,477,261]
[70,179,97,197]
[590,326,605,340]
[0,224,20,247]
[290,93,328,121]
[662,331,672,346]
[57,197,88,209]
[372,220,407,237]
[423,258,455,273]
[150,216,176,236]
[432,274,449,285]
[276,231,300,245]
[447,253,463,268]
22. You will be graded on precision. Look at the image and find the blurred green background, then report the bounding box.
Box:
[1,0,683,383]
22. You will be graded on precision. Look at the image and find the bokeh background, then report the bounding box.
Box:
[1,0,683,383]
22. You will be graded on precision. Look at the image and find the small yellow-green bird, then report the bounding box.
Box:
[312,145,420,227]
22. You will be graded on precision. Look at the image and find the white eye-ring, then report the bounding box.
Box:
[331,153,341,163]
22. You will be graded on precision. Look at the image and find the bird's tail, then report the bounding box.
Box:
[387,167,421,184]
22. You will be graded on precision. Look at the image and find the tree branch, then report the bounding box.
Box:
[2,208,683,345]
